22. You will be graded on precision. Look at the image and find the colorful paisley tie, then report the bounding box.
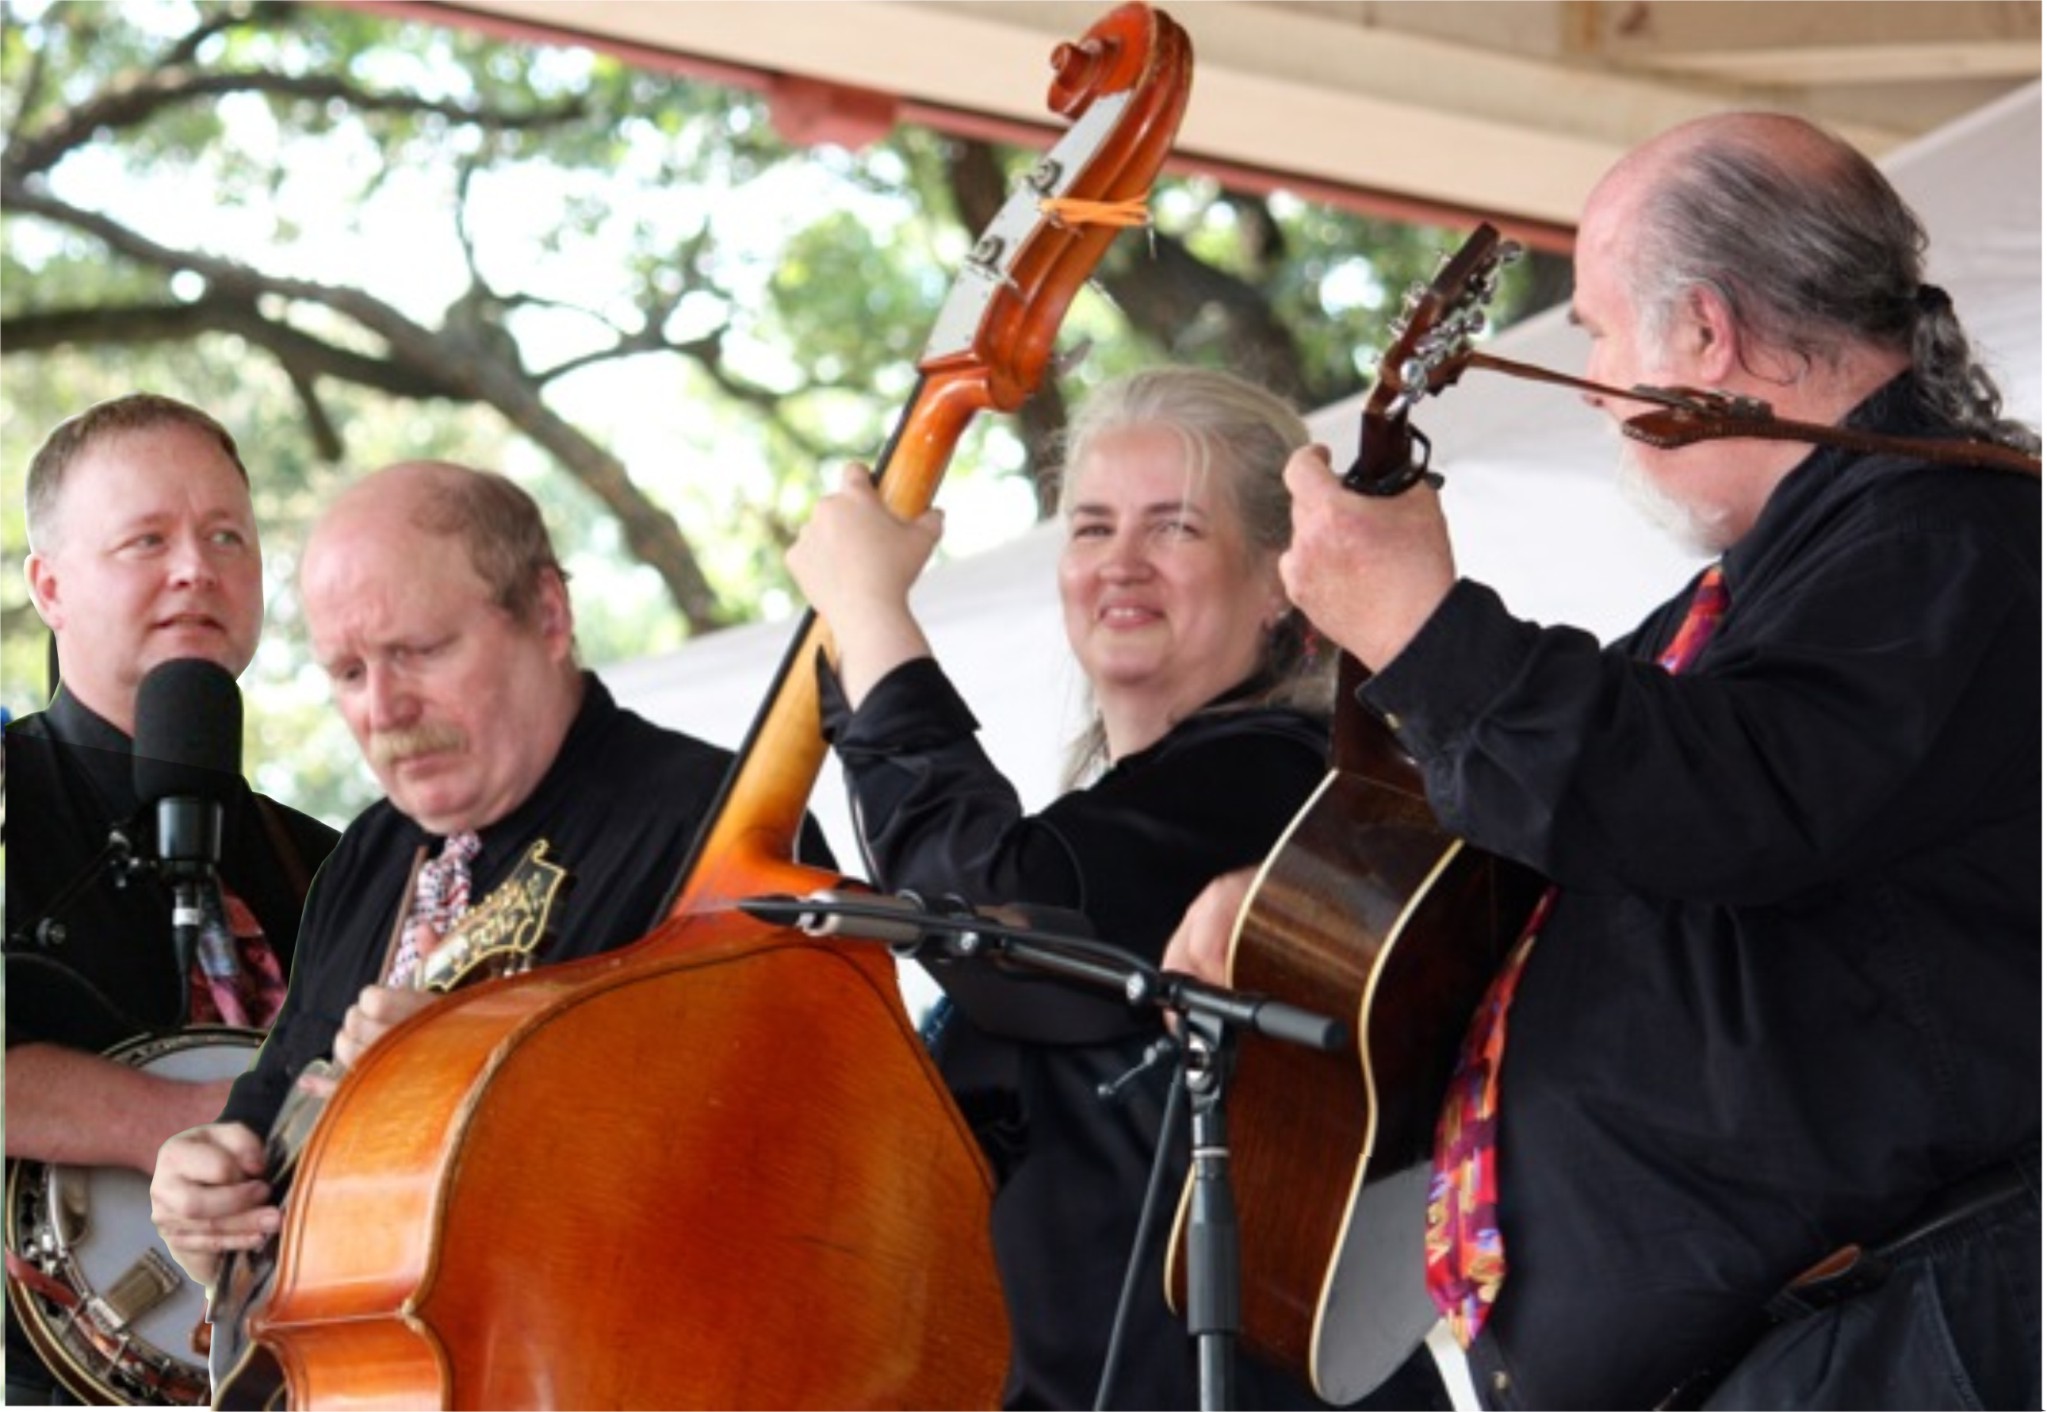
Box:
[1424,563,1728,1347]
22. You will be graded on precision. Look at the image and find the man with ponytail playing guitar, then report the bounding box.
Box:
[1169,112,2038,1410]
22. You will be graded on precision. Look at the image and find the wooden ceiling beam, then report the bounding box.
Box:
[1621,40,2041,87]
[408,0,2036,232]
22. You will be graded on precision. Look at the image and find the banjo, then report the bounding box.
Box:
[7,840,571,1408]
[6,1026,262,1406]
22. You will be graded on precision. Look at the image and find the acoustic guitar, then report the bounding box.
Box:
[1167,225,1546,1404]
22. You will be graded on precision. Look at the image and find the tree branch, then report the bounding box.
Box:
[1,298,466,399]
[1,7,56,153]
[8,63,586,179]
[280,359,345,462]
[164,1,264,68]
[1094,226,1320,408]
[534,327,719,386]
[4,180,731,633]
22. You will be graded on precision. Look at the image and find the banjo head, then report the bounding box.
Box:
[7,1026,261,1406]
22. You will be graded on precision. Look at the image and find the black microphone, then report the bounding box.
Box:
[1151,972,1347,1054]
[133,658,243,1018]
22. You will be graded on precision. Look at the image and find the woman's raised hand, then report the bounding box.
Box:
[786,462,947,706]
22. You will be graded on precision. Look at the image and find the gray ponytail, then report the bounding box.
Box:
[1628,121,2037,454]
[1908,287,2040,453]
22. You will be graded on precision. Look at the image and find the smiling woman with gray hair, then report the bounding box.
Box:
[787,366,1440,1410]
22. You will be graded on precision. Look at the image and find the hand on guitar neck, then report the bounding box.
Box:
[1280,443,1457,675]
[1275,221,1513,680]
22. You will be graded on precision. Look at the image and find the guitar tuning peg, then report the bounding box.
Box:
[1024,158,1065,194]
[969,233,1008,269]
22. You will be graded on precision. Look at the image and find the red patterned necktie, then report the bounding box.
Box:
[1424,563,1729,1347]
[187,881,288,1029]
[387,832,482,989]
[1652,564,1730,675]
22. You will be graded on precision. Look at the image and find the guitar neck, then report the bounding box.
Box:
[1329,651,1433,793]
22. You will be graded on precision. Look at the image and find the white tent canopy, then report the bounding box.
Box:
[606,83,2042,884]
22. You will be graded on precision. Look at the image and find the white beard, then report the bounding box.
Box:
[1615,437,1737,556]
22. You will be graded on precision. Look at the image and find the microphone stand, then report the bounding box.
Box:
[153,795,225,1029]
[1180,1006,1241,1412]
[738,893,1344,1412]
[163,874,204,1028]
[6,822,166,1045]
[5,823,148,952]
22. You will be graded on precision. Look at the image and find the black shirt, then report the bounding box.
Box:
[222,673,833,1134]
[1363,377,2041,1408]
[5,688,338,1052]
[4,686,339,1380]
[827,657,1337,1410]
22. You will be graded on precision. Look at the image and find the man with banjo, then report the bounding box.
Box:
[5,394,341,1405]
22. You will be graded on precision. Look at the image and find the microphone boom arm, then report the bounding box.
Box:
[739,891,1347,1054]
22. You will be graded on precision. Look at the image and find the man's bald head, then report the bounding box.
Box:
[308,461,569,630]
[1586,110,1924,375]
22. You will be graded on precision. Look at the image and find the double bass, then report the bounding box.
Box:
[1166,226,1545,1404]
[231,7,1192,1406]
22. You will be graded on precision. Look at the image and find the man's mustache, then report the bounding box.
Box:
[369,722,468,767]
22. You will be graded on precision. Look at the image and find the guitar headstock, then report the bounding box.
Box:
[1345,223,1522,496]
